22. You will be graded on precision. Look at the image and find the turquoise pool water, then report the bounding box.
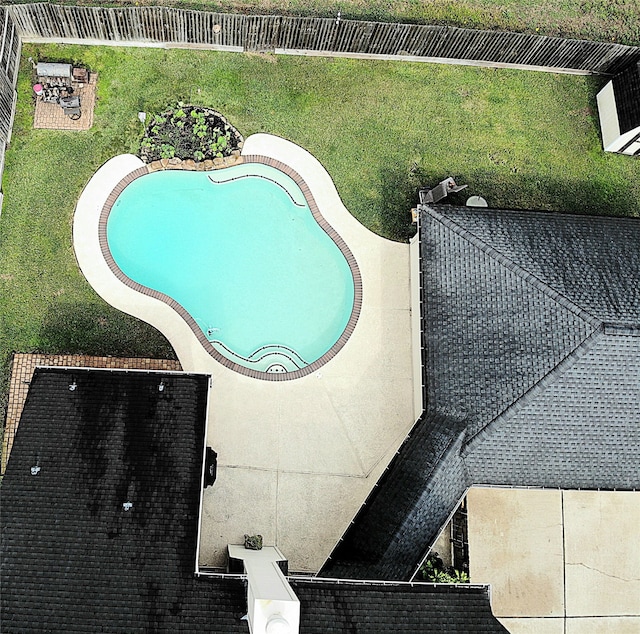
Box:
[106,163,355,374]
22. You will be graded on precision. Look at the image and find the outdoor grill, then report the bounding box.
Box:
[36,62,72,78]
[36,62,73,94]
[32,63,86,120]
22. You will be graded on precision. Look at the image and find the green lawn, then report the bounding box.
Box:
[1,42,639,417]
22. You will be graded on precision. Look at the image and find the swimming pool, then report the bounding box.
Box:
[103,160,360,378]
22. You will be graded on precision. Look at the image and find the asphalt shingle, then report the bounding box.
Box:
[1,368,248,633]
[292,581,508,633]
[3,367,508,632]
[322,206,640,582]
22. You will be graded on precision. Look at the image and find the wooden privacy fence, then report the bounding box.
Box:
[0,7,21,206]
[8,4,640,76]
[0,8,20,144]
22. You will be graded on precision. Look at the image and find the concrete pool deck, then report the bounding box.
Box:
[73,134,418,572]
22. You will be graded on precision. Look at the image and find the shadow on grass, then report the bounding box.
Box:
[463,170,639,217]
[379,162,638,242]
[378,163,484,242]
[38,301,177,361]
[377,164,426,242]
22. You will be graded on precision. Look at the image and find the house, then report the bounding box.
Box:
[1,367,506,633]
[597,60,640,155]
[2,205,638,632]
[321,206,640,620]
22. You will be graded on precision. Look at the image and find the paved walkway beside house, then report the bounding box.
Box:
[467,486,640,633]
[33,73,97,131]
[73,135,418,573]
[1,353,182,473]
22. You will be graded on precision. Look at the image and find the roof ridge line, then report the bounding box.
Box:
[460,323,605,456]
[422,206,602,329]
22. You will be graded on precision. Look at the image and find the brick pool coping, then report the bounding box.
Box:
[97,156,363,381]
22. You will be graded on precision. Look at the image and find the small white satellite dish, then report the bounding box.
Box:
[466,195,488,207]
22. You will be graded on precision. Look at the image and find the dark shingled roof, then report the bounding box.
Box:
[322,206,640,581]
[2,367,507,633]
[1,368,249,633]
[613,61,640,134]
[465,332,640,489]
[291,580,508,633]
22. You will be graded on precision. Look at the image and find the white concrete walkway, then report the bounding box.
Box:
[74,135,417,572]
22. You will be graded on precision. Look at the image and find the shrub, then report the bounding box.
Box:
[419,552,469,583]
[139,103,243,162]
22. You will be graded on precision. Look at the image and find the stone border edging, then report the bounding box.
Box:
[147,150,244,173]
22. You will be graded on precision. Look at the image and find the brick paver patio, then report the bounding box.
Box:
[33,72,97,131]
[1,353,182,473]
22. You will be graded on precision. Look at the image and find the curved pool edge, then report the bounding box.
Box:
[241,134,391,248]
[74,154,207,371]
[76,145,362,382]
[73,153,147,305]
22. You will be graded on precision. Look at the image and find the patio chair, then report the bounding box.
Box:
[419,177,468,204]
[59,95,82,121]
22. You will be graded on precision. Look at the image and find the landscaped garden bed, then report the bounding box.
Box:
[139,103,243,164]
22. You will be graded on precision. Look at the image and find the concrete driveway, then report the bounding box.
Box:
[467,486,640,633]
